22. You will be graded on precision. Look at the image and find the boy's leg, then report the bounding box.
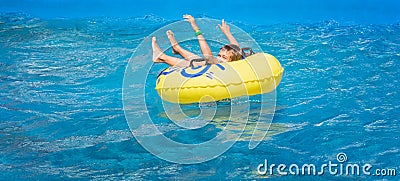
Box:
[152,37,189,67]
[167,30,202,61]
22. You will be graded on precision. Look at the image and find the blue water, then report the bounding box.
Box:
[0,5,399,180]
[2,0,400,24]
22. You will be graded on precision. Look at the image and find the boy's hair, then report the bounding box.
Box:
[220,44,242,61]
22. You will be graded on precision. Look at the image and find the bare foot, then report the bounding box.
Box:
[152,37,164,63]
[166,30,179,54]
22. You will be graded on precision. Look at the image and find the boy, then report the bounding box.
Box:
[152,14,242,67]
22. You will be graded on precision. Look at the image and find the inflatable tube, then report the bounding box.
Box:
[155,53,284,104]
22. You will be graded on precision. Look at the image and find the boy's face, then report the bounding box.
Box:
[217,49,231,62]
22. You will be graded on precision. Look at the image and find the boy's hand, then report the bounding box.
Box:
[183,14,195,23]
[218,19,231,35]
[183,14,199,30]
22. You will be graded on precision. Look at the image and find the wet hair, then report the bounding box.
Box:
[220,44,242,61]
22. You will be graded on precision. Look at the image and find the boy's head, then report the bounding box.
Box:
[217,44,242,62]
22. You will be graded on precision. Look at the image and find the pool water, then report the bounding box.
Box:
[0,12,399,179]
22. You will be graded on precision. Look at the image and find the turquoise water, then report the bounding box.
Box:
[1,11,399,180]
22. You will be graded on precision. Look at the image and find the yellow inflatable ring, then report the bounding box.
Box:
[155,53,284,104]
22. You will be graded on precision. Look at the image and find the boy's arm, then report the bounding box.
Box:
[183,14,213,59]
[218,19,239,47]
